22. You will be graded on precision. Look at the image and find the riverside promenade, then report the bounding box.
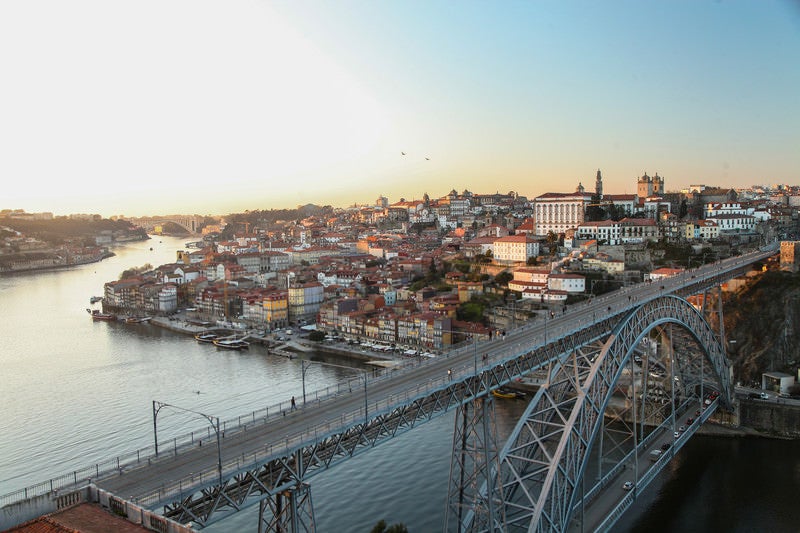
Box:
[148,315,409,365]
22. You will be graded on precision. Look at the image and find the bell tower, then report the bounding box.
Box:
[595,169,603,199]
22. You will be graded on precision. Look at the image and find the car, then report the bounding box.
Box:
[760,392,769,400]
[687,417,694,425]
[679,425,686,432]
[674,431,680,439]
[661,442,672,451]
[622,481,634,491]
[696,409,701,416]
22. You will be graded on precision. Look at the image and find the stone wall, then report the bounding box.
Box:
[737,398,800,438]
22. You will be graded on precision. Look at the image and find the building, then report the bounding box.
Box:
[533,184,594,236]
[637,172,664,198]
[686,220,719,241]
[288,281,324,324]
[547,273,585,293]
[492,235,539,263]
[780,241,800,273]
[762,371,795,395]
[648,267,684,281]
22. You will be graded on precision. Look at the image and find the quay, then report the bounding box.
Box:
[147,315,412,365]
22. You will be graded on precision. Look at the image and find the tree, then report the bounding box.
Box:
[308,330,326,342]
[495,271,513,286]
[371,520,409,533]
[679,199,688,220]
[119,263,153,280]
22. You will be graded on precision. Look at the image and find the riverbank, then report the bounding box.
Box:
[0,251,115,274]
[148,316,409,366]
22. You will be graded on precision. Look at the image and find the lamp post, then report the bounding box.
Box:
[153,400,223,486]
[300,359,368,425]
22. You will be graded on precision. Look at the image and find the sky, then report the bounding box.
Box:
[1,1,798,218]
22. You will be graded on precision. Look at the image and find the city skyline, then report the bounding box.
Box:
[1,1,798,218]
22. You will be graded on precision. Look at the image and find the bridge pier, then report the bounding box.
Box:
[257,483,315,533]
[445,396,506,532]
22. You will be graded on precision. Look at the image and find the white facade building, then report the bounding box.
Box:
[493,235,540,263]
[547,273,585,293]
[533,187,594,236]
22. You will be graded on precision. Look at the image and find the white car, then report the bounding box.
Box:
[623,481,634,491]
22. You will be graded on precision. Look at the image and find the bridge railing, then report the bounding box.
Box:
[1,340,485,509]
[131,368,470,508]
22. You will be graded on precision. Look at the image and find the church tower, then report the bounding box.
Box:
[595,169,603,199]
[652,173,664,195]
[637,172,653,198]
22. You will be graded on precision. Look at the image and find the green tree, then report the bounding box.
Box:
[308,330,326,342]
[495,271,513,286]
[457,301,485,323]
[371,520,409,533]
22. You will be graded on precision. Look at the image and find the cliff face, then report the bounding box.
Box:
[722,270,800,385]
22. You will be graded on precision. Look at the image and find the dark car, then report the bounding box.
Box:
[661,442,671,451]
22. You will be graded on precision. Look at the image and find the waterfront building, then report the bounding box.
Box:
[288,281,324,324]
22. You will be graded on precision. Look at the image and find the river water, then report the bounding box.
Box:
[1,236,796,532]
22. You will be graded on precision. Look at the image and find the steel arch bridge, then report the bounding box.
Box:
[447,295,732,532]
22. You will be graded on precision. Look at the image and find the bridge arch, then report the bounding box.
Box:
[498,295,731,532]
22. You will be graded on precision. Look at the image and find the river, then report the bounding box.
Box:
[1,235,796,532]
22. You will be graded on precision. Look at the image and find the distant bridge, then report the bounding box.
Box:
[0,244,777,532]
[130,215,203,235]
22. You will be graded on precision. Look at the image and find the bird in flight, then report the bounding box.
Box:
[425,157,430,160]
[401,151,406,156]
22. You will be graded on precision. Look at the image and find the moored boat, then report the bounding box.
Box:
[491,388,524,400]
[87,308,116,321]
[213,338,249,350]
[125,316,152,324]
[195,332,219,344]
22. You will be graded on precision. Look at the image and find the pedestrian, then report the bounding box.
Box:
[291,396,296,410]
[447,368,452,380]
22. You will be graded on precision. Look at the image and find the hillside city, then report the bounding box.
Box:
[3,172,800,354]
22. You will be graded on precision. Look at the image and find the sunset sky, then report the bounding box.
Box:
[1,1,798,217]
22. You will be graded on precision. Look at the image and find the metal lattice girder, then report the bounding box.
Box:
[445,397,506,533]
[497,296,732,532]
[257,483,315,533]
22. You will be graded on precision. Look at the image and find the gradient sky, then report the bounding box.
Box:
[1,1,798,217]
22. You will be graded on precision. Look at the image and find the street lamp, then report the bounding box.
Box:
[300,359,368,425]
[152,401,223,486]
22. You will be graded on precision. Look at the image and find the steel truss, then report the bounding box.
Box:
[160,317,619,528]
[258,483,315,533]
[495,295,731,532]
[445,396,506,532]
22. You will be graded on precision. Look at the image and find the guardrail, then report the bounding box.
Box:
[1,339,484,509]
